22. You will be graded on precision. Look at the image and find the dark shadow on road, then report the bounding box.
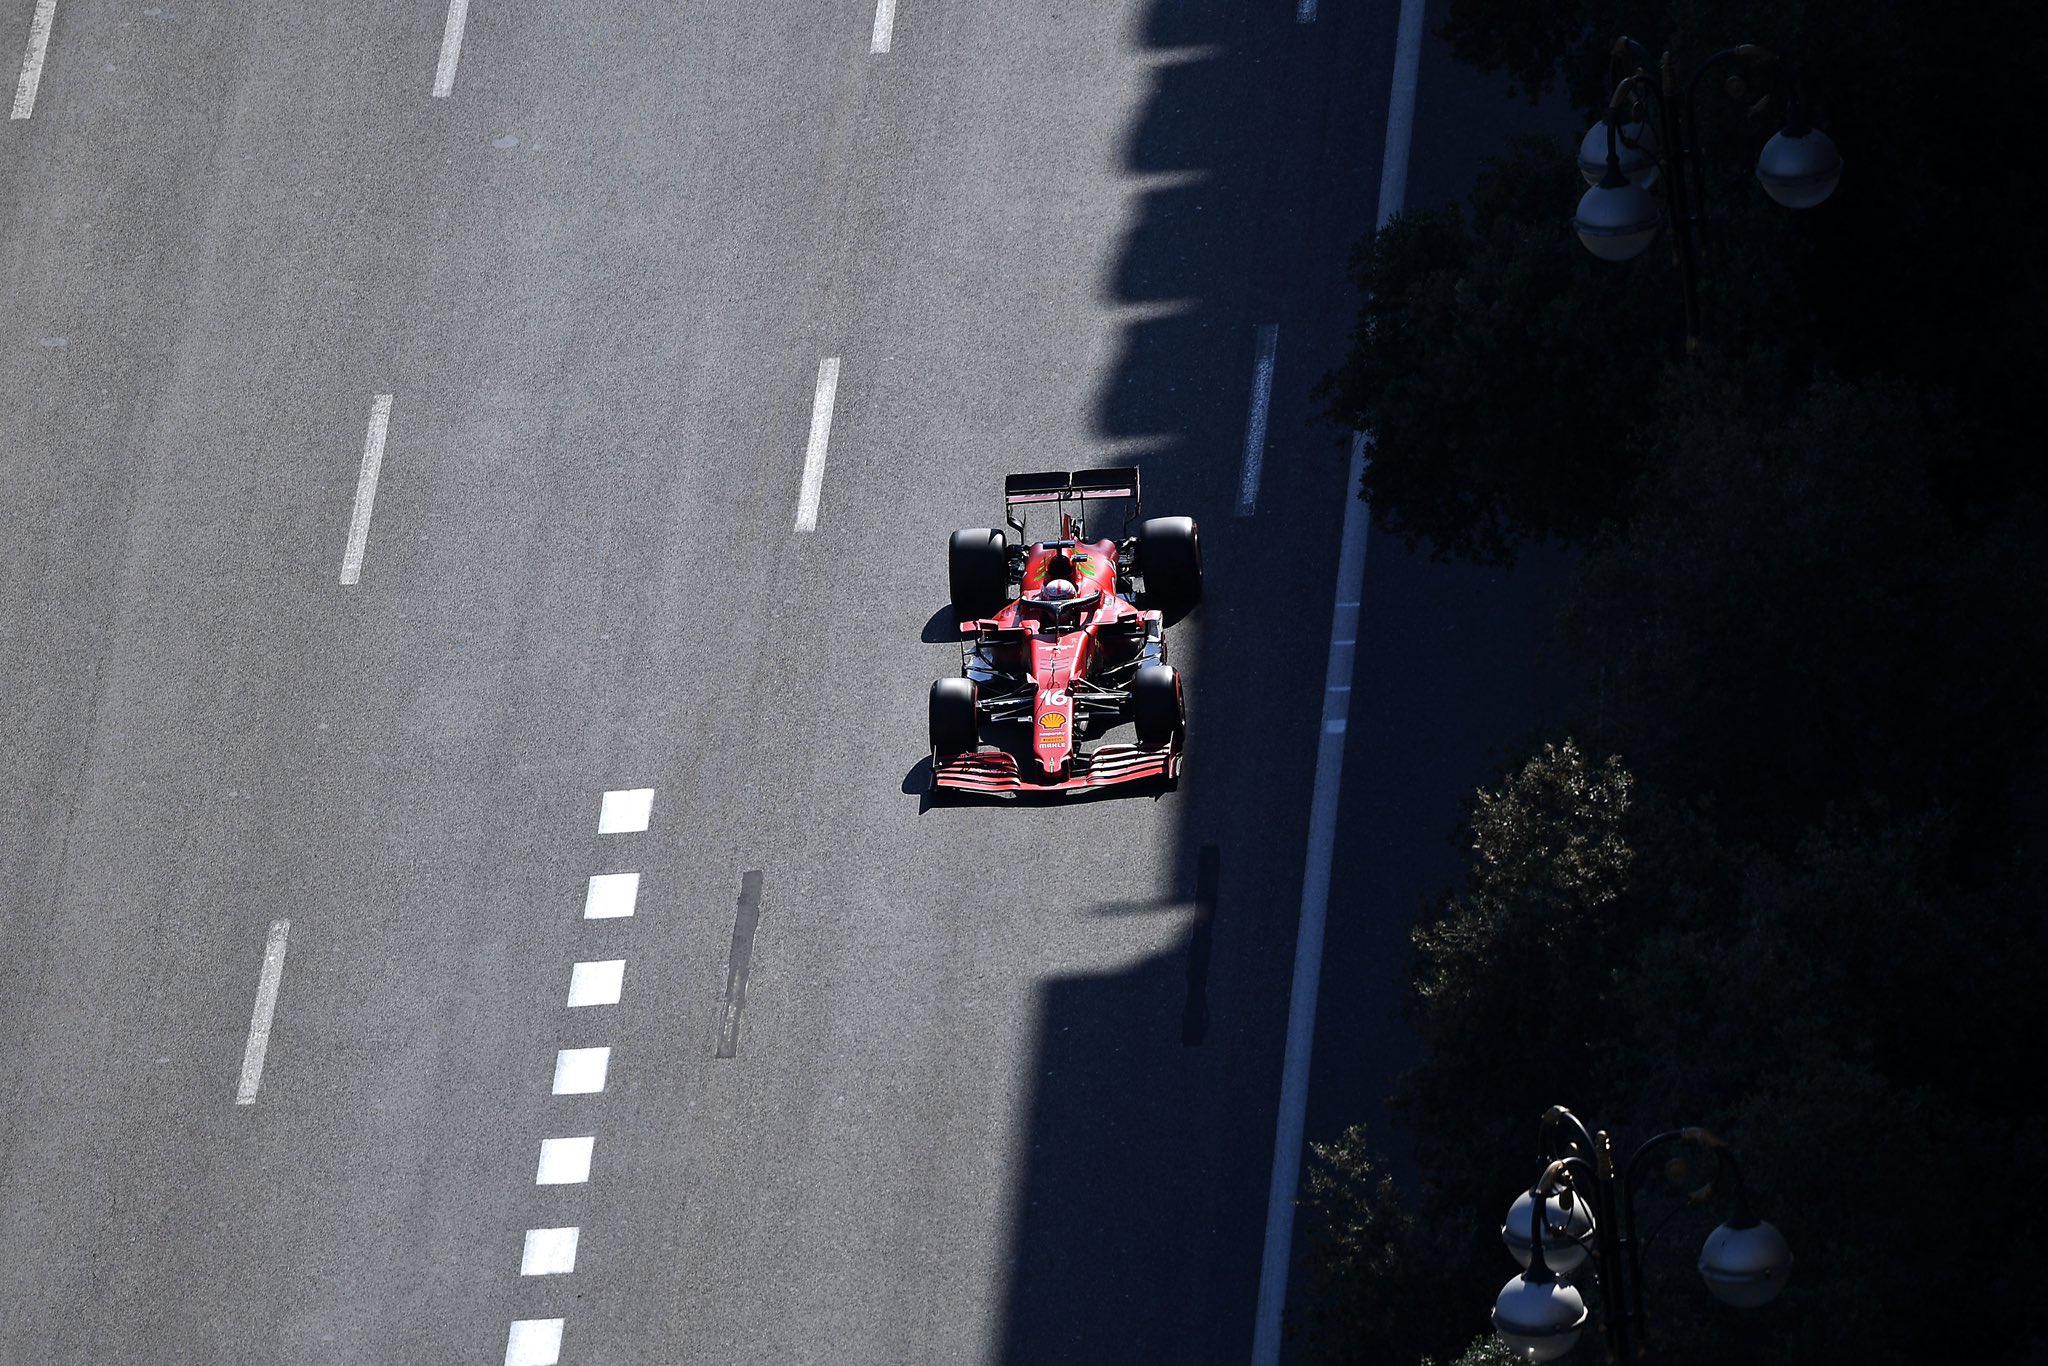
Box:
[995,1,1589,1361]
[994,1,1387,1360]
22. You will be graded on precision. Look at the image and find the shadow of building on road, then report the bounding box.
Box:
[994,0,1385,1359]
[993,0,1589,1359]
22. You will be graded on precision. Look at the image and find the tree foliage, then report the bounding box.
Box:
[1299,0,2048,1359]
[1315,138,1673,563]
[1295,1125,1444,1366]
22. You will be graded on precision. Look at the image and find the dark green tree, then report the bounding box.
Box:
[1315,138,1676,562]
[1567,364,2048,856]
[1294,1125,1449,1365]
[1300,0,2048,1361]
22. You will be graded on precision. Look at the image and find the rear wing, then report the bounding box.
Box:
[1003,467,1141,506]
[1002,467,1142,539]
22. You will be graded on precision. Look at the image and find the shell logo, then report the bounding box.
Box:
[1039,712,1068,731]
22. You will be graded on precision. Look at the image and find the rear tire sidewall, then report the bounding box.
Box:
[948,528,1009,622]
[1136,517,1201,614]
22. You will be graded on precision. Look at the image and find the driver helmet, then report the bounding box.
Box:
[1039,577,1078,602]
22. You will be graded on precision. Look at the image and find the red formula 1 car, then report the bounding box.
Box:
[927,467,1201,796]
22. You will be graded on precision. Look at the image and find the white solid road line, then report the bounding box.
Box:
[1248,435,1371,1360]
[431,0,470,97]
[520,1227,580,1276]
[235,919,292,1105]
[338,394,393,586]
[504,1318,564,1366]
[1249,0,1426,1342]
[794,357,841,532]
[870,0,896,53]
[1378,0,1427,219]
[1236,324,1279,517]
[11,0,57,119]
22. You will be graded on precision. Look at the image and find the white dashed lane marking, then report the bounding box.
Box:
[520,1227,580,1276]
[581,872,638,920]
[432,0,470,96]
[535,1136,594,1185]
[504,1318,564,1366]
[234,919,291,1105]
[794,357,840,532]
[10,0,56,119]
[597,787,654,833]
[870,0,896,52]
[566,960,624,1007]
[551,1047,610,1095]
[1236,324,1279,516]
[338,394,394,585]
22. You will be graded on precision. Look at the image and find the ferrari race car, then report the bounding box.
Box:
[927,467,1201,796]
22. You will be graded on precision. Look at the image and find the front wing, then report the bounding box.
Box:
[930,741,1179,796]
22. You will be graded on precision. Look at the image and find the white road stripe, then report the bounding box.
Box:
[582,872,639,920]
[566,960,624,1007]
[504,1318,564,1366]
[535,1136,594,1185]
[10,0,56,119]
[1249,431,1374,1363]
[520,1227,580,1276]
[1376,0,1428,225]
[598,788,654,833]
[338,394,393,586]
[234,919,291,1105]
[551,1047,610,1095]
[869,0,895,53]
[794,357,840,532]
[1296,0,1317,21]
[431,0,470,97]
[1246,0,1427,1319]
[1236,325,1279,516]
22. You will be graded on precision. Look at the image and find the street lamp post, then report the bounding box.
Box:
[1572,37,1844,354]
[1491,1104,1792,1363]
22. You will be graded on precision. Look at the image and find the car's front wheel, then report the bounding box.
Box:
[929,678,980,756]
[1132,664,1184,748]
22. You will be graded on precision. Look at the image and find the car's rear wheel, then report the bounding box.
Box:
[1132,664,1184,748]
[1136,516,1201,615]
[948,528,1009,622]
[929,678,980,756]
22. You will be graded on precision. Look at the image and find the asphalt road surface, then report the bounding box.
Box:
[0,0,1576,1361]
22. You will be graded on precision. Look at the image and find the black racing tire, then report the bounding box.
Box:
[948,528,1009,622]
[1135,516,1202,614]
[929,678,980,756]
[1132,664,1184,748]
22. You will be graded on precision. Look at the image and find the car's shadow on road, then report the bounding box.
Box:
[901,757,935,813]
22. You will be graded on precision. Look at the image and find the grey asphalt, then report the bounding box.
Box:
[0,0,1576,1361]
